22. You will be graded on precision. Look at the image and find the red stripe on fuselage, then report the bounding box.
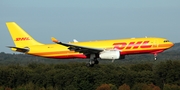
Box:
[120,49,164,55]
[47,54,87,59]
[41,49,164,59]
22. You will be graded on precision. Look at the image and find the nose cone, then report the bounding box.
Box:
[169,42,174,48]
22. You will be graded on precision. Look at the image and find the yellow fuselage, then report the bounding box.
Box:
[26,37,174,59]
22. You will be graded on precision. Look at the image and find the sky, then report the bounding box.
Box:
[0,0,180,53]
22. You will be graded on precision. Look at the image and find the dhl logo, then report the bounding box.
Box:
[113,41,152,50]
[15,37,30,41]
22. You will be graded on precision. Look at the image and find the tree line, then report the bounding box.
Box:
[0,60,180,90]
[1,50,180,65]
[0,47,180,90]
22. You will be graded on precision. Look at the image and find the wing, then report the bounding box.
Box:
[7,46,29,53]
[51,37,103,54]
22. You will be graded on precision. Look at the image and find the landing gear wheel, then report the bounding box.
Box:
[86,58,95,67]
[86,54,99,67]
[94,60,99,64]
[86,63,94,67]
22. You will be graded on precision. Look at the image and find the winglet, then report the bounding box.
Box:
[51,37,59,43]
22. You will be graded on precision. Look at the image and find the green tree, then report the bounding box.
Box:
[130,63,153,72]
[163,84,180,90]
[154,60,180,89]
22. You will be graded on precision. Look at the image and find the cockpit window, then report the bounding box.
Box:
[164,40,170,42]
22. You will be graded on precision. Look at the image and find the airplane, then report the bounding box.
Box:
[6,22,174,67]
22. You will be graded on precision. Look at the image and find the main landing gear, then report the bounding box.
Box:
[86,54,99,67]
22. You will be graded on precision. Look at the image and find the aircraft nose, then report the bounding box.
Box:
[169,42,174,48]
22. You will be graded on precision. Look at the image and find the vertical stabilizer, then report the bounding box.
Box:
[6,22,43,47]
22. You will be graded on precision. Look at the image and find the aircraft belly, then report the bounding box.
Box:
[28,50,86,59]
[121,49,164,55]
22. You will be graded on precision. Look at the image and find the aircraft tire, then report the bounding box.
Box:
[94,60,99,64]
[86,63,94,67]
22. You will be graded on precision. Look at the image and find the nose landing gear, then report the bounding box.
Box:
[154,53,157,61]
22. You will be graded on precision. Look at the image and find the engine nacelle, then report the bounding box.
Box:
[99,50,120,59]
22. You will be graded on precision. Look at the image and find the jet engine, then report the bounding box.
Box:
[99,50,120,59]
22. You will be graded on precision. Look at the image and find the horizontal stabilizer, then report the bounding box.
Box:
[7,46,29,53]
